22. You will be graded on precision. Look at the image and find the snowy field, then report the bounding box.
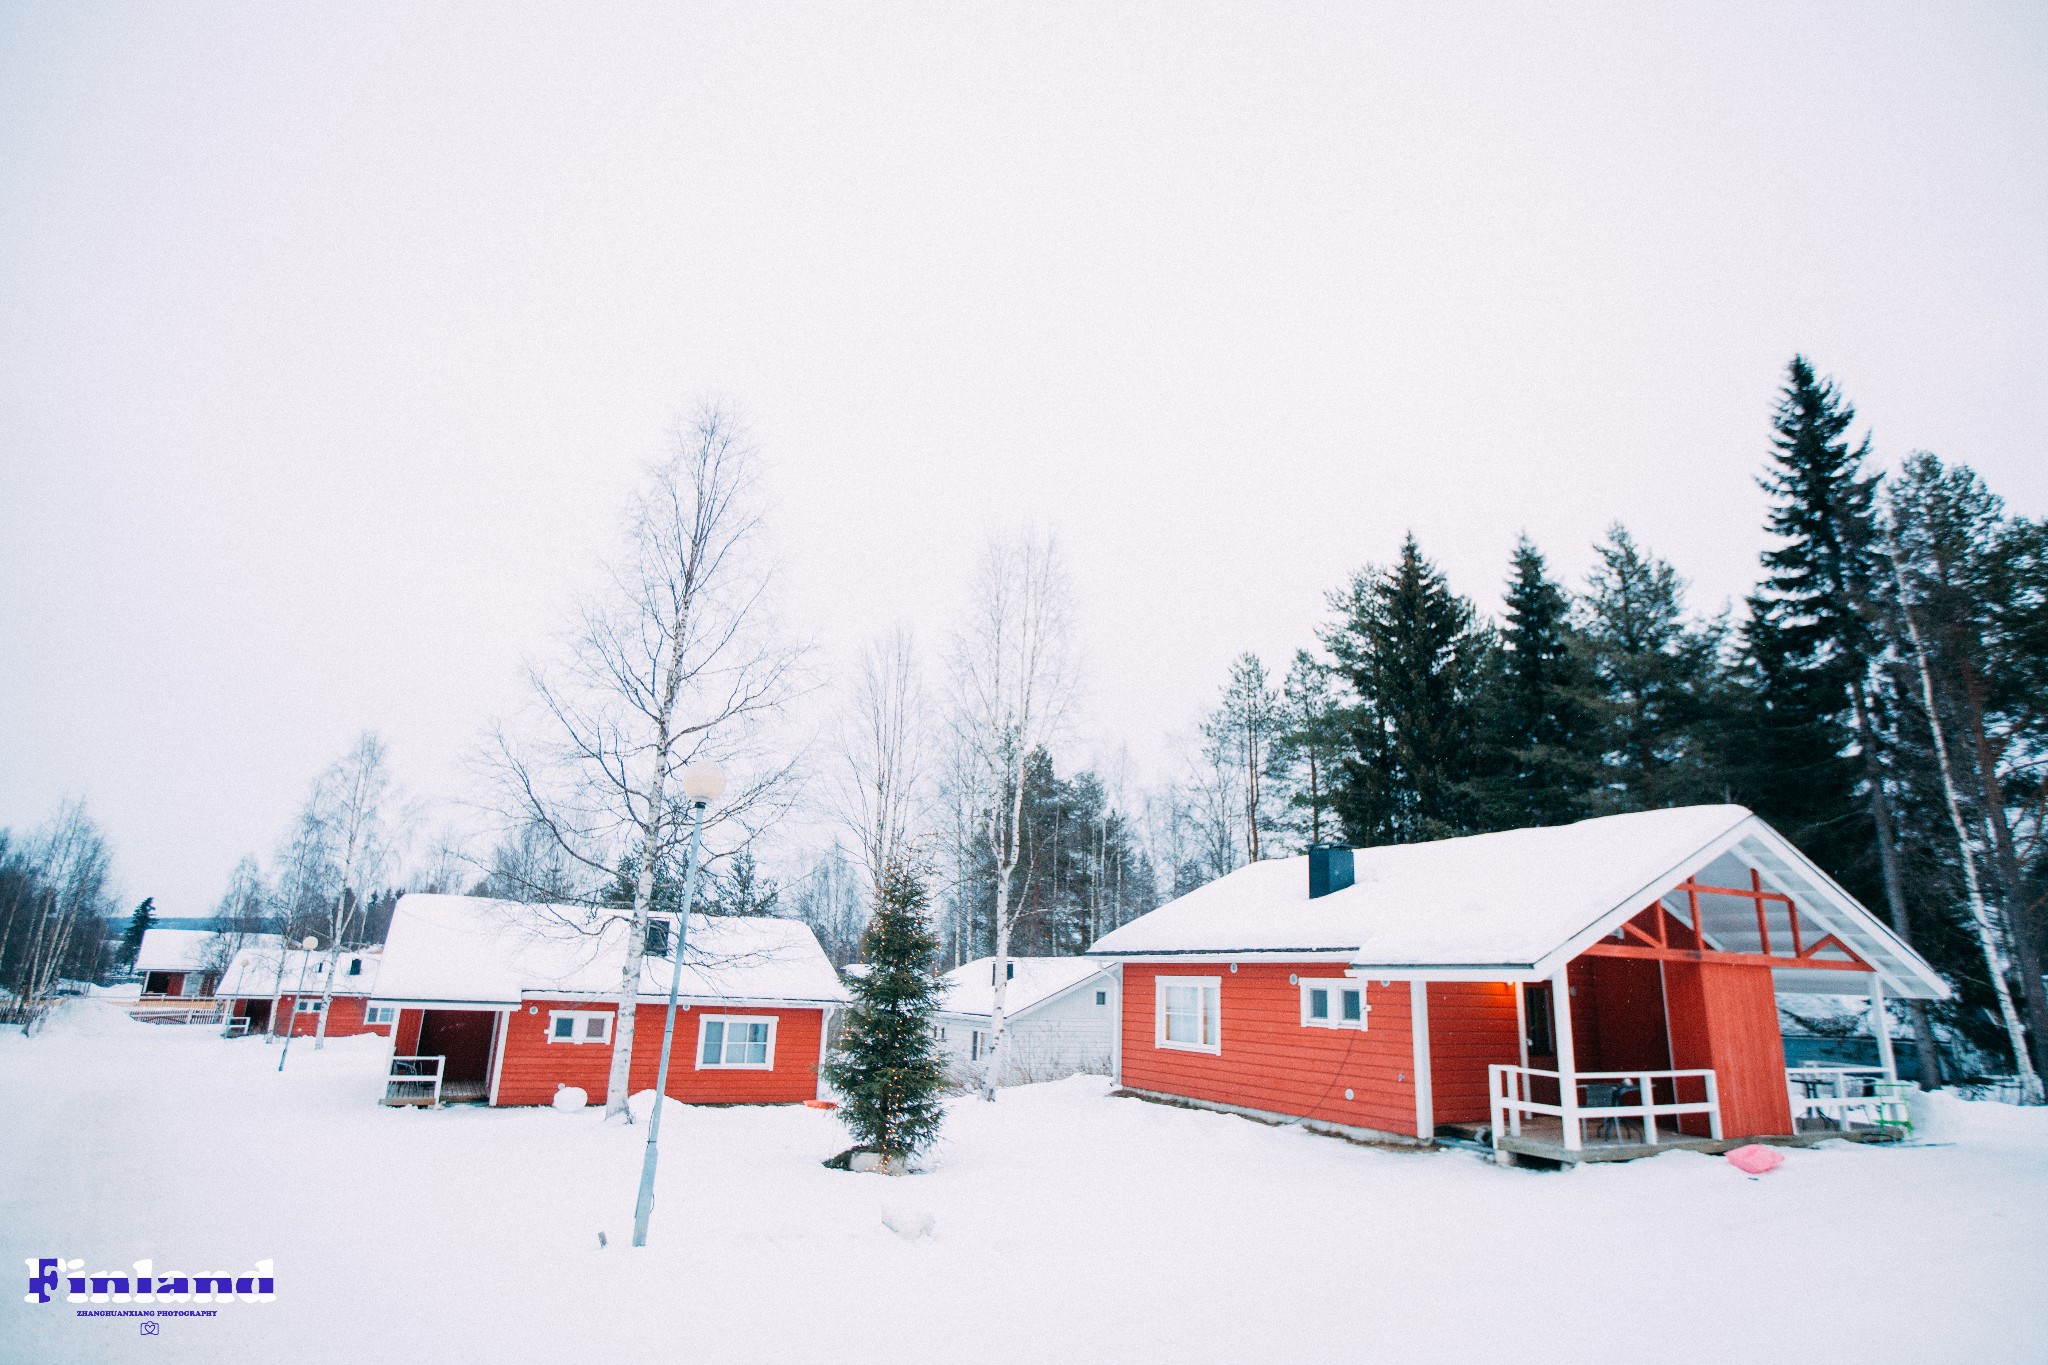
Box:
[5,1002,2046,1365]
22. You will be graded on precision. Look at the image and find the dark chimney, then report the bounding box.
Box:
[1308,845,1354,899]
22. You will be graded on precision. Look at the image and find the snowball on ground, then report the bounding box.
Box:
[4,999,2045,1365]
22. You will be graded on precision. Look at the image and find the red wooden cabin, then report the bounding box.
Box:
[130,929,237,1023]
[370,894,848,1107]
[217,944,395,1039]
[1088,806,1949,1163]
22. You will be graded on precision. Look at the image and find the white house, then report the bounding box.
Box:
[936,956,1119,1087]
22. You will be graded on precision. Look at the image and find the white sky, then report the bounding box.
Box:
[4,3,2044,915]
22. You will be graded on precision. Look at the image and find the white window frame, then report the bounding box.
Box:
[364,1004,398,1026]
[1154,976,1221,1055]
[546,1009,613,1045]
[695,1014,778,1071]
[294,998,325,1014]
[1299,979,1369,1031]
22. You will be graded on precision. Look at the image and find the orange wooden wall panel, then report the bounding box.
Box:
[259,994,393,1038]
[494,1001,825,1107]
[1120,963,1423,1137]
[1425,981,1521,1123]
[1662,961,1791,1137]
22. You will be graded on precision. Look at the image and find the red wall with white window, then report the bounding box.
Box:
[1120,962,1424,1138]
[1119,964,1523,1138]
[491,1000,827,1107]
[234,994,393,1038]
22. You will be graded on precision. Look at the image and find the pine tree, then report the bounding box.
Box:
[1581,525,1722,810]
[821,863,947,1167]
[1200,653,1284,863]
[1270,650,1349,846]
[1470,538,1602,827]
[1322,534,1488,844]
[119,898,155,968]
[1740,356,1944,1086]
[706,848,781,917]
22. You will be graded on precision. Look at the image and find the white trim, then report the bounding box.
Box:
[1411,979,1433,1142]
[486,1008,509,1106]
[1871,974,1897,1082]
[1109,964,1123,1086]
[1154,976,1222,1054]
[694,1013,779,1070]
[1551,967,1581,1153]
[546,1009,613,1044]
[816,1006,834,1100]
[1514,981,1529,1069]
[1092,951,1357,965]
[1298,977,1369,1030]
[363,1003,399,1028]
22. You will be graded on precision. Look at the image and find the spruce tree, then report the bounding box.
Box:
[1322,534,1488,844]
[822,863,946,1168]
[1581,525,1722,811]
[1470,537,1602,827]
[119,898,155,967]
[1271,650,1350,846]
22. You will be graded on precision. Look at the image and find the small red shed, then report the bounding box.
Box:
[131,929,233,1020]
[370,894,848,1107]
[217,944,395,1039]
[1088,806,1949,1162]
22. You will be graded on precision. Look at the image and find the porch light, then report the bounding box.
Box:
[682,761,726,804]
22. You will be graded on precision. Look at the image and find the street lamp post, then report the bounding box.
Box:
[276,935,320,1073]
[632,760,726,1248]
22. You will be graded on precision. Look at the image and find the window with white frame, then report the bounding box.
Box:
[294,998,324,1014]
[1299,979,1368,1030]
[548,1010,612,1044]
[364,1004,397,1026]
[697,1015,776,1069]
[1154,977,1221,1054]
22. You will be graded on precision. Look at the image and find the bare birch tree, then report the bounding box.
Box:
[492,404,804,1120]
[262,802,333,1040]
[8,801,115,1032]
[829,628,932,894]
[948,530,1077,1101]
[311,733,395,1048]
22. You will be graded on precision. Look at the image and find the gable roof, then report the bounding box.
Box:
[1088,805,1949,1001]
[217,943,378,998]
[373,894,849,1009]
[134,929,229,973]
[938,956,1112,1019]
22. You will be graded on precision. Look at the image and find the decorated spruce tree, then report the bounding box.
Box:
[821,863,946,1169]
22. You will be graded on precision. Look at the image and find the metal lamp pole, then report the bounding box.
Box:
[632,760,725,1248]
[276,934,319,1073]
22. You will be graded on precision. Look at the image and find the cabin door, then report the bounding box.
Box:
[416,1010,498,1101]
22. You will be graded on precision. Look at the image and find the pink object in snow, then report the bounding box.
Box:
[1726,1144,1785,1175]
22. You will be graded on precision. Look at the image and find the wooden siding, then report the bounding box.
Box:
[394,1008,423,1056]
[1568,956,1672,1074]
[1120,963,1423,1138]
[245,994,393,1038]
[1424,981,1521,1123]
[493,1000,826,1107]
[1664,961,1793,1138]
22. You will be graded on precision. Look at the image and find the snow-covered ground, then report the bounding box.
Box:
[5,1001,2046,1365]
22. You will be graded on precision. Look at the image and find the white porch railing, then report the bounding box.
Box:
[1489,1065,1721,1152]
[128,999,227,1026]
[1787,1066,1911,1133]
[381,1055,444,1107]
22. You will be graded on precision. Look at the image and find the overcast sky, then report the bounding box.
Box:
[3,3,2044,915]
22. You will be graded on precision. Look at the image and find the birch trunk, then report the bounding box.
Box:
[1956,662,2048,1082]
[1890,546,2043,1101]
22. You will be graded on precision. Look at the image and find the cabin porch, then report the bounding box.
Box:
[1464,866,1911,1164]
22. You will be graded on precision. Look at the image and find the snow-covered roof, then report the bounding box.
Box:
[373,894,850,1009]
[217,943,378,998]
[938,956,1112,1020]
[134,929,227,973]
[1088,806,1950,1001]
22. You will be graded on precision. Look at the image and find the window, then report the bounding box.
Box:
[1299,980,1368,1031]
[697,1015,776,1069]
[294,998,325,1014]
[347,958,363,976]
[364,1004,397,1026]
[969,1030,989,1061]
[548,1010,612,1044]
[1524,982,1555,1056]
[1095,990,1108,1006]
[644,917,673,958]
[1154,977,1221,1054]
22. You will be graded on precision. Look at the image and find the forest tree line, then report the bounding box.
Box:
[5,360,2044,1095]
